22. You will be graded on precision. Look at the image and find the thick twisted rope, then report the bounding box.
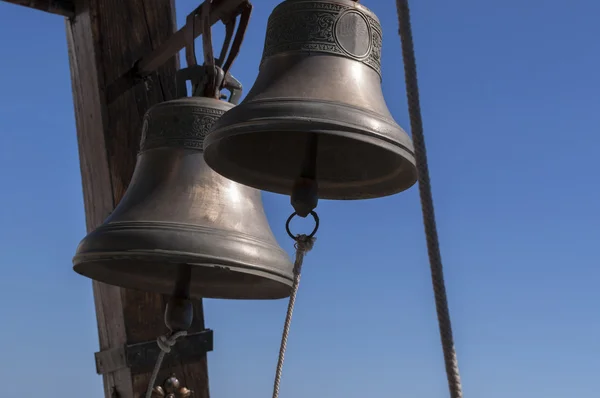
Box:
[395,1,463,397]
[145,330,188,398]
[271,234,315,398]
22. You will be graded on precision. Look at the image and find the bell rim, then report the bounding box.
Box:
[73,221,294,300]
[205,128,417,200]
[204,99,418,200]
[72,251,293,300]
[72,244,293,282]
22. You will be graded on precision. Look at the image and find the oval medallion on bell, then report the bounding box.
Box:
[203,0,418,200]
[73,77,294,300]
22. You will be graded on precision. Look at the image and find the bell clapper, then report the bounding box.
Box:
[165,263,194,332]
[291,132,320,218]
[290,177,319,219]
[145,264,194,398]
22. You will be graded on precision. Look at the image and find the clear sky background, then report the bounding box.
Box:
[0,0,598,397]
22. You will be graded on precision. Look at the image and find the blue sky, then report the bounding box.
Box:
[0,0,599,396]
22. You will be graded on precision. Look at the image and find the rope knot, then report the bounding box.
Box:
[157,330,188,353]
[294,234,315,253]
[292,234,315,275]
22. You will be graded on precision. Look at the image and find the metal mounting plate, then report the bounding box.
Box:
[95,329,214,375]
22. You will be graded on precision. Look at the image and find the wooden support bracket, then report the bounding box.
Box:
[66,0,211,396]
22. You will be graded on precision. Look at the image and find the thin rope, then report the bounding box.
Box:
[395,1,463,397]
[271,234,315,398]
[145,330,188,398]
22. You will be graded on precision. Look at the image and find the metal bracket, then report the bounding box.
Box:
[95,329,213,375]
[176,65,243,104]
[105,0,250,104]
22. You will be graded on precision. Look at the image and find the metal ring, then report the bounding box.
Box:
[285,211,320,240]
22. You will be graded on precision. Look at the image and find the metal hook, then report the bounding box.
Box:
[180,0,251,100]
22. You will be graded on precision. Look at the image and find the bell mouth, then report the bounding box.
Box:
[204,99,418,200]
[74,255,292,300]
[73,221,294,300]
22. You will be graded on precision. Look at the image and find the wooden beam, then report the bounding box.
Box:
[1,0,75,17]
[65,0,210,397]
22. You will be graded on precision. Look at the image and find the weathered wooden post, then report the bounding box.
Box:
[65,0,212,396]
[1,0,213,396]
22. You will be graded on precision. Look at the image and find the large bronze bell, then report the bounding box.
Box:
[203,0,418,200]
[73,67,294,300]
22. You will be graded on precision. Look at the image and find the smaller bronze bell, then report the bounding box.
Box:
[203,0,418,201]
[73,66,294,300]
